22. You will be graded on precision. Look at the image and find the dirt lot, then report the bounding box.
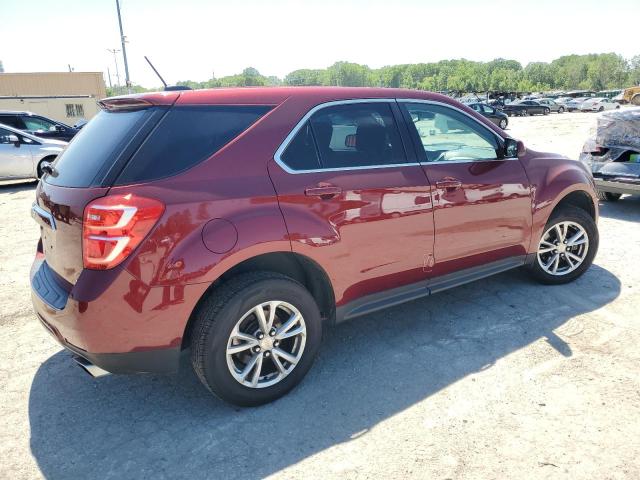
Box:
[1,112,639,479]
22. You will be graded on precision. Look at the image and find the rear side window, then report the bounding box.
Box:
[46,109,151,187]
[0,115,24,129]
[280,122,321,171]
[278,102,407,171]
[116,105,271,184]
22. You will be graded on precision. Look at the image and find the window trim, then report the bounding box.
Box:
[274,99,420,174]
[274,98,517,174]
[397,99,519,165]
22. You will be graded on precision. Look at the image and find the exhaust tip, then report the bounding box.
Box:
[73,355,111,378]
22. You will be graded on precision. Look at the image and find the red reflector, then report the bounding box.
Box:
[83,194,164,270]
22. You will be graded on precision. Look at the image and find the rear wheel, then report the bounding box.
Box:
[190,272,322,406]
[543,108,550,115]
[598,106,604,112]
[597,190,622,202]
[499,118,508,129]
[558,106,565,113]
[529,206,598,285]
[522,109,528,116]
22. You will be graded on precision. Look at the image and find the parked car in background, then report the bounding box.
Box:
[579,97,620,112]
[538,98,565,113]
[580,108,640,201]
[566,97,589,112]
[554,97,573,105]
[502,100,550,116]
[0,111,80,141]
[0,123,66,180]
[31,87,599,406]
[468,102,509,128]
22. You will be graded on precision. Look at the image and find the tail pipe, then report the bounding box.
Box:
[73,355,111,378]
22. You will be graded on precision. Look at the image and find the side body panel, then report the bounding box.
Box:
[421,159,532,276]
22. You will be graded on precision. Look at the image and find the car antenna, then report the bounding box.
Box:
[144,55,191,91]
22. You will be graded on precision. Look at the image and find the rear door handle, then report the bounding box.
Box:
[304,185,342,199]
[435,178,462,190]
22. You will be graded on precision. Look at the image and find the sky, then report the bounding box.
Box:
[2,0,638,88]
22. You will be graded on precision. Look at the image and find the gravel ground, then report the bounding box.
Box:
[1,111,639,479]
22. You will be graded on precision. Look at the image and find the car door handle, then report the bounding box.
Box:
[304,185,342,199]
[435,178,462,190]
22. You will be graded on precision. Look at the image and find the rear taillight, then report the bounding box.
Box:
[83,194,164,270]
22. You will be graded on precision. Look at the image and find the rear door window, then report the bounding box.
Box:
[0,115,25,129]
[279,122,321,171]
[116,105,271,184]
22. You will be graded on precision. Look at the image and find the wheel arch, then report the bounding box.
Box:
[550,189,596,221]
[181,251,335,350]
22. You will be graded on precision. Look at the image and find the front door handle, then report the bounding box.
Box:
[304,185,342,199]
[435,178,462,190]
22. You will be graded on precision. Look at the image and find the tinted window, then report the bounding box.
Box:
[280,122,320,171]
[0,115,24,129]
[308,103,407,169]
[46,109,151,187]
[116,105,270,184]
[403,103,499,162]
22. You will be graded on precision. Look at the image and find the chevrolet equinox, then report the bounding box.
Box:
[30,87,599,406]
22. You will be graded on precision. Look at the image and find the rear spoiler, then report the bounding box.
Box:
[98,91,181,111]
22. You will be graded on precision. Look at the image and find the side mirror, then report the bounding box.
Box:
[8,134,20,147]
[55,125,65,132]
[504,138,525,158]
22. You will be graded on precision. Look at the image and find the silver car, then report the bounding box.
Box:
[538,98,566,113]
[0,123,66,181]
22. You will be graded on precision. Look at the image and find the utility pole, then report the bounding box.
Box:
[115,0,131,93]
[107,68,113,90]
[107,48,121,91]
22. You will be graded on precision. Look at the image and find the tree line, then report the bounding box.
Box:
[108,53,640,96]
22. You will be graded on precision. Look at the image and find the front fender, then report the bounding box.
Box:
[521,153,598,253]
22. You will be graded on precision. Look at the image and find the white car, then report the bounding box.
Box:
[0,123,66,181]
[579,97,620,112]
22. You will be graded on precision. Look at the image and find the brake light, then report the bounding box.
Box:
[83,194,164,270]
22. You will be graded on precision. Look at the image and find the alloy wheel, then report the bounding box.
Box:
[537,221,589,276]
[226,300,307,388]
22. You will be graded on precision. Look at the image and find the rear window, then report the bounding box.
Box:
[115,105,271,184]
[46,109,151,187]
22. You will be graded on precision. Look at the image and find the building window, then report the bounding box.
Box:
[65,104,85,117]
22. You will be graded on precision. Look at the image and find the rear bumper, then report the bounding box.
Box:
[30,256,205,374]
[36,311,181,374]
[594,178,640,195]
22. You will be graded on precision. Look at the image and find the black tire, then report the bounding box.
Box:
[598,106,604,112]
[499,118,508,129]
[521,109,528,116]
[597,190,622,202]
[528,205,598,285]
[190,272,322,406]
[558,106,565,113]
[543,108,550,115]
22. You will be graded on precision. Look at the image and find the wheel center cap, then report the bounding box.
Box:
[557,243,567,253]
[259,337,274,350]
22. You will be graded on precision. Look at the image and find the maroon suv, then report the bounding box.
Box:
[31,87,598,406]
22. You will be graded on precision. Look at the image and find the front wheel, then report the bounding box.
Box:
[499,118,508,129]
[190,272,322,406]
[529,206,598,285]
[598,106,604,112]
[522,109,528,116]
[558,107,565,113]
[543,108,550,115]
